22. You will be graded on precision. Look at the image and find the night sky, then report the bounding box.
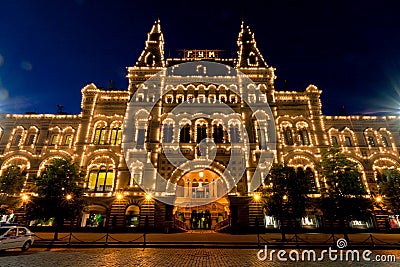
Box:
[1,0,400,115]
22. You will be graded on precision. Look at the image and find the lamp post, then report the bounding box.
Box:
[21,194,30,226]
[66,194,73,245]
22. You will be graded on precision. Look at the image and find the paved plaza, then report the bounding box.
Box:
[0,247,399,267]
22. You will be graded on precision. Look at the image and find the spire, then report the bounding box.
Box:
[236,20,267,68]
[136,19,165,67]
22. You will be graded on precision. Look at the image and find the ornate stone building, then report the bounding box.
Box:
[1,20,399,230]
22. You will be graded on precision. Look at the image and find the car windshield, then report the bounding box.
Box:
[0,228,10,236]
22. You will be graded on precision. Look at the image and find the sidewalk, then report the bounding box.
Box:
[32,231,400,249]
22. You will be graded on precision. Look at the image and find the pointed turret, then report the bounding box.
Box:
[236,20,267,68]
[136,19,165,67]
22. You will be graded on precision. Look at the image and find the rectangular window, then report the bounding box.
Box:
[88,172,97,190]
[104,171,114,191]
[97,171,107,191]
[94,128,105,145]
[136,129,145,149]
[110,128,122,145]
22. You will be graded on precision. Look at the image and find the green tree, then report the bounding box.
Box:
[264,164,310,241]
[27,158,86,240]
[378,168,400,215]
[319,146,371,240]
[0,165,26,215]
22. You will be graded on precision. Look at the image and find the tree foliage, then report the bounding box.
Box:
[0,165,26,195]
[27,158,86,227]
[378,168,400,215]
[319,146,372,227]
[0,165,26,214]
[264,164,310,239]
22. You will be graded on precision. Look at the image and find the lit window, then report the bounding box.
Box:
[94,126,106,145]
[110,127,122,145]
[87,167,114,192]
[50,135,58,146]
[64,135,72,145]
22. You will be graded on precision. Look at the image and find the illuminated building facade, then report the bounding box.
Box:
[1,20,399,230]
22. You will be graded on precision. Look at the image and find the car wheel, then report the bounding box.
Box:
[21,241,31,252]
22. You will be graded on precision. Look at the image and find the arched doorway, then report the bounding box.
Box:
[81,205,107,228]
[125,205,140,228]
[174,169,230,230]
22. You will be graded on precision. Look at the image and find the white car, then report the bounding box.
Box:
[0,225,34,251]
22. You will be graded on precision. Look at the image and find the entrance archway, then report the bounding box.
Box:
[174,169,230,230]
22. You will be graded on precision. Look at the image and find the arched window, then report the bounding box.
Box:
[257,128,267,149]
[110,127,122,145]
[305,167,317,193]
[49,134,59,146]
[136,129,146,149]
[180,124,191,143]
[87,167,114,192]
[298,129,310,145]
[230,125,240,143]
[382,136,389,147]
[213,124,224,143]
[162,123,173,143]
[94,125,106,145]
[345,136,352,147]
[331,136,338,146]
[284,128,293,145]
[367,136,376,147]
[248,53,257,66]
[146,53,154,66]
[196,124,207,143]
[64,135,73,145]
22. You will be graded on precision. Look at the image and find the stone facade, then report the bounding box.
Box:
[0,20,399,230]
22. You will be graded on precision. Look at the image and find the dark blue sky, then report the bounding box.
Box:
[1,0,400,115]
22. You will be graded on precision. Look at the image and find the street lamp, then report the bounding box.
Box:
[375,195,382,203]
[66,194,73,201]
[145,193,152,201]
[116,192,124,200]
[253,193,261,202]
[282,195,288,202]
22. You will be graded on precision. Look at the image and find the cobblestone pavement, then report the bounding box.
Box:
[0,248,399,267]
